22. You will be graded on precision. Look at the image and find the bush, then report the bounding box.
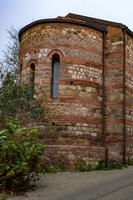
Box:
[76,159,92,172]
[127,159,133,166]
[44,155,68,173]
[0,193,6,200]
[95,160,105,170]
[107,161,123,169]
[0,121,45,193]
[44,164,62,173]
[95,160,123,170]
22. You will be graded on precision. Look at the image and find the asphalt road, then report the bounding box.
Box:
[8,167,133,200]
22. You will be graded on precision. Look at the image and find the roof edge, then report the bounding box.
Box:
[67,13,133,37]
[66,13,125,28]
[19,17,106,41]
[19,14,133,42]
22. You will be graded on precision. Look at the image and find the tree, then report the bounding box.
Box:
[0,27,19,85]
[0,72,49,128]
[0,62,4,85]
[3,27,19,74]
[0,27,48,194]
[0,28,50,128]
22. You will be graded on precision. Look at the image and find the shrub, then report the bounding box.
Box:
[95,160,105,170]
[0,193,6,200]
[127,159,133,166]
[44,155,68,173]
[44,164,62,173]
[95,160,123,170]
[0,121,45,193]
[107,161,123,169]
[76,159,92,172]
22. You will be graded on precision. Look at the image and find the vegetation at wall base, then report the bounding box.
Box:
[127,159,133,166]
[95,160,123,170]
[95,160,105,170]
[44,155,68,173]
[75,159,123,172]
[44,164,63,173]
[76,159,93,172]
[0,121,45,193]
[0,193,7,200]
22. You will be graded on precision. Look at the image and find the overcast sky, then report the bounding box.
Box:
[0,0,133,59]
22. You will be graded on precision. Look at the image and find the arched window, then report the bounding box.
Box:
[29,63,35,89]
[51,54,60,98]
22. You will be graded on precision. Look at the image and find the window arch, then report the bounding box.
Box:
[51,54,60,98]
[29,63,35,89]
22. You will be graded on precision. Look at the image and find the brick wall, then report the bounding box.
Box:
[104,27,124,161]
[126,33,133,160]
[20,22,105,166]
[20,23,103,139]
[19,18,133,167]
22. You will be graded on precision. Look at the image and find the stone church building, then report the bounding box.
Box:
[19,13,133,167]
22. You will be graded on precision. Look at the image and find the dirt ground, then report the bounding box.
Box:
[7,167,133,200]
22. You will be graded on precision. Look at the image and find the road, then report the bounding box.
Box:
[8,167,133,200]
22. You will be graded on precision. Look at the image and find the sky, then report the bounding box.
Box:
[1,0,133,59]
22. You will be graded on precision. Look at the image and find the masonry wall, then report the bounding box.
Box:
[104,27,124,161]
[20,22,105,167]
[126,33,133,160]
[20,20,133,167]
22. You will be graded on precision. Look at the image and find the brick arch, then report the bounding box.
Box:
[47,49,64,59]
[26,59,38,68]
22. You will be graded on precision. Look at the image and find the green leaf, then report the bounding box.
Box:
[7,169,15,177]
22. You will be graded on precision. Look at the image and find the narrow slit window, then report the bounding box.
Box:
[52,54,60,98]
[29,63,35,89]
